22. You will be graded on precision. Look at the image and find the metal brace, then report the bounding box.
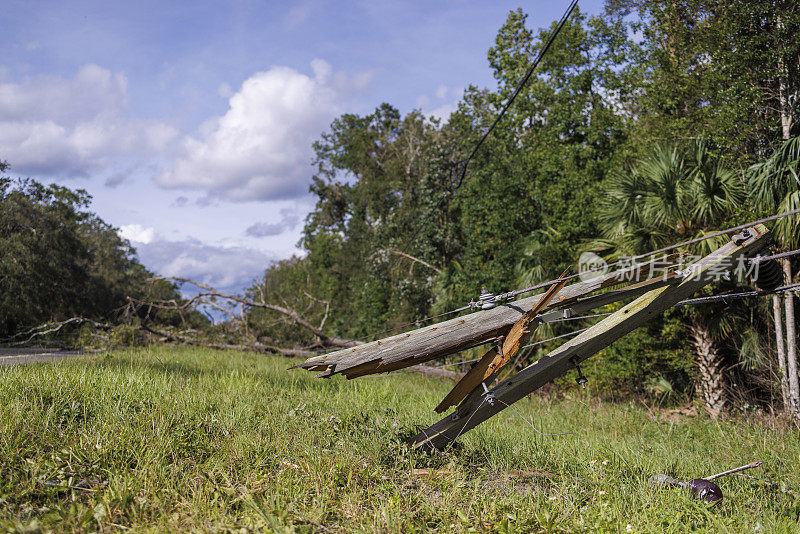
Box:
[481,381,496,405]
[537,308,574,324]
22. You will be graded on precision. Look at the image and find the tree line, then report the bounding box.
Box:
[244,1,800,419]
[2,1,798,419]
[0,163,207,345]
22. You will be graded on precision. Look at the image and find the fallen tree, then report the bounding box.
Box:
[128,277,361,349]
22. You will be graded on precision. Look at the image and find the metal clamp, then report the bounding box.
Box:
[481,382,496,405]
[732,228,753,246]
[537,308,574,324]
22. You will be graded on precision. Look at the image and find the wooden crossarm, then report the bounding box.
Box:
[411,225,771,451]
[434,272,570,413]
[297,255,687,379]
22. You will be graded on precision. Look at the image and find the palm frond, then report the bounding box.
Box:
[737,329,765,372]
[747,136,800,218]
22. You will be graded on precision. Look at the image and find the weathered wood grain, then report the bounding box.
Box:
[411,225,771,451]
[296,257,685,379]
[434,273,570,413]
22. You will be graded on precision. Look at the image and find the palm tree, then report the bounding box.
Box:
[748,136,800,420]
[596,141,744,416]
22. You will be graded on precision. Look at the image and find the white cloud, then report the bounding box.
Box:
[156,59,366,202]
[134,238,275,293]
[0,64,177,178]
[118,224,156,244]
[415,85,464,121]
[428,103,458,121]
[424,85,464,121]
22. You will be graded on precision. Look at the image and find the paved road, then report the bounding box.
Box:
[0,348,93,367]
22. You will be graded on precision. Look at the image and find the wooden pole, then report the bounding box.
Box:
[297,257,683,379]
[411,225,771,451]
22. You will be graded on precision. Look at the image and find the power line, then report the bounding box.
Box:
[392,0,581,273]
[548,312,614,322]
[675,281,800,307]
[319,212,800,356]
[521,327,590,350]
[482,210,800,304]
[751,248,800,263]
[360,282,800,380]
[450,0,580,190]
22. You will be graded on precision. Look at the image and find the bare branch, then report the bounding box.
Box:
[386,248,443,274]
[139,323,317,357]
[302,291,331,331]
[147,276,362,348]
[3,317,110,345]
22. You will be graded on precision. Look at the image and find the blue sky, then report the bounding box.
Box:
[2,0,604,294]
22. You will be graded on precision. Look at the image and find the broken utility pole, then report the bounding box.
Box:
[294,225,771,451]
[296,254,684,379]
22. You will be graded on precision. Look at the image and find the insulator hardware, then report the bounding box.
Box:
[751,257,783,291]
[571,357,588,389]
[732,228,754,246]
[481,381,496,405]
[478,287,497,309]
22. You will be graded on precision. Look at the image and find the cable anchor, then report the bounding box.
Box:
[481,381,496,405]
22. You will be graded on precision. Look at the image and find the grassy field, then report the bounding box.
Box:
[2,346,799,533]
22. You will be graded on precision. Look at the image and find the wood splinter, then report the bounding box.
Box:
[434,270,570,413]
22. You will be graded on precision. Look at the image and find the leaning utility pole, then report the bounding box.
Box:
[295,225,771,450]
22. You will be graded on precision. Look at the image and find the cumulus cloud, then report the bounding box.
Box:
[156,59,370,203]
[118,224,156,244]
[245,208,300,237]
[134,238,274,293]
[0,64,177,178]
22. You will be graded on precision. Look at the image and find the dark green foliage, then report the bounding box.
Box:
[606,0,800,161]
[0,170,197,338]
[242,4,799,402]
[587,320,694,402]
[297,104,458,338]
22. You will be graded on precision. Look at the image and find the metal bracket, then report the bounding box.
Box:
[481,381,496,405]
[537,308,574,324]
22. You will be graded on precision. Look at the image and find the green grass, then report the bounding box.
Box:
[2,347,799,532]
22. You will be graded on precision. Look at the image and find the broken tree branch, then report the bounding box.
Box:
[139,322,318,357]
[386,248,443,274]
[2,317,111,345]
[147,276,361,348]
